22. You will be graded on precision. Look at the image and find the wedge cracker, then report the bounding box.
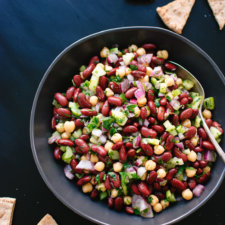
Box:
[37,214,58,225]
[0,198,16,225]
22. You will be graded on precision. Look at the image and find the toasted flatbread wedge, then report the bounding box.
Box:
[208,0,225,30]
[0,198,16,225]
[156,0,196,34]
[37,214,58,225]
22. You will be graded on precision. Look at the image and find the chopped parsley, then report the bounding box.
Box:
[154,98,160,107]
[95,174,101,184]
[157,158,164,165]
[166,95,171,101]
[109,75,122,83]
[108,172,117,181]
[109,127,118,136]
[102,117,115,130]
[99,191,107,200]
[127,104,137,113]
[87,116,99,131]
[129,65,138,70]
[133,207,141,215]
[120,93,127,103]
[147,196,153,204]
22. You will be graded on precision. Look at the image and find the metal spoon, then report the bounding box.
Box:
[170,61,225,163]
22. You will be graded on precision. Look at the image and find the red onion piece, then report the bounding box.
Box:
[151,66,163,77]
[135,89,145,100]
[137,167,146,177]
[193,184,205,197]
[175,142,184,150]
[107,53,118,64]
[48,132,61,144]
[178,133,185,140]
[130,99,137,104]
[64,165,75,180]
[133,136,141,149]
[170,99,181,110]
[204,150,215,162]
[137,54,152,65]
[144,119,150,127]
[120,79,130,92]
[76,160,95,171]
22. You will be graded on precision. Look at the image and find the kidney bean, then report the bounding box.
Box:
[152,125,165,133]
[187,96,193,103]
[165,135,175,151]
[185,126,197,139]
[190,109,199,119]
[89,56,99,65]
[180,108,193,121]
[173,147,188,162]
[140,127,157,138]
[160,132,169,143]
[66,87,75,100]
[115,57,123,67]
[133,122,139,127]
[73,88,81,102]
[137,64,146,72]
[205,119,212,127]
[91,145,107,156]
[142,43,157,50]
[185,140,195,150]
[164,62,177,71]
[106,68,117,76]
[131,70,145,78]
[159,152,172,162]
[202,141,215,150]
[137,182,150,196]
[54,93,68,107]
[125,206,134,214]
[75,146,83,155]
[148,100,157,115]
[157,106,165,121]
[70,159,78,171]
[80,134,89,141]
[114,197,123,211]
[197,168,203,175]
[53,147,61,160]
[180,97,189,105]
[171,178,186,191]
[166,102,174,113]
[194,146,204,152]
[75,118,84,129]
[90,189,99,200]
[152,56,164,65]
[51,117,56,130]
[193,161,200,168]
[147,90,155,101]
[112,141,123,150]
[125,87,138,99]
[153,182,161,191]
[73,75,83,87]
[123,125,138,134]
[74,139,89,153]
[96,86,105,101]
[198,128,207,140]
[146,171,157,184]
[212,121,221,128]
[165,168,177,181]
[82,63,95,79]
[199,160,207,168]
[179,92,189,100]
[101,100,110,116]
[127,149,136,158]
[159,97,167,106]
[131,184,141,195]
[104,175,112,190]
[148,117,156,124]
[171,114,179,126]
[55,108,71,118]
[77,175,92,186]
[108,81,121,94]
[125,142,133,149]
[140,143,153,156]
[99,76,108,90]
[81,108,97,116]
[120,145,127,163]
[108,96,123,106]
[130,60,138,67]
[108,197,114,208]
[198,174,209,184]
[99,172,105,182]
[57,139,74,146]
[188,179,197,189]
[77,93,92,108]
[109,173,121,188]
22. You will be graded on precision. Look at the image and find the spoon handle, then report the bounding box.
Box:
[200,113,225,163]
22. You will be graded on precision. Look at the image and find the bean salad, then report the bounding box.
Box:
[48,43,223,217]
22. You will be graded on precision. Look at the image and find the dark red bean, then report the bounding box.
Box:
[212,121,222,128]
[166,168,177,181]
[54,93,68,107]
[197,168,203,175]
[153,182,161,191]
[96,86,105,101]
[101,100,110,116]
[171,178,186,191]
[142,43,157,50]
[159,152,172,162]
[138,182,150,196]
[166,102,174,113]
[55,108,71,118]
[160,132,169,143]
[199,160,207,168]
[81,108,97,116]
[152,56,164,65]
[90,189,99,200]
[70,159,78,171]
[54,147,61,160]
[73,75,83,87]
[80,134,89,141]
[77,176,92,186]
[58,139,74,146]
[164,62,177,71]
[180,108,193,121]
[66,87,75,100]
[108,197,114,208]
[180,97,189,105]
[114,197,123,211]
[173,147,188,162]
[190,109,199,119]
[131,70,145,78]
[155,192,165,201]
[91,145,107,156]
[77,93,92,108]
[112,141,124,150]
[104,175,112,190]
[140,127,157,138]
[148,117,156,124]
[179,93,189,100]
[205,119,213,127]
[194,146,204,153]
[131,183,141,195]
[99,76,108,90]
[123,125,138,134]
[165,135,175,151]
[202,141,215,150]
[133,122,139,127]
[160,97,167,106]
[148,100,157,115]
[125,206,134,214]
[140,107,147,120]
[185,140,195,150]
[89,56,99,65]
[193,161,200,168]
[108,96,123,106]
[75,119,84,129]
[130,60,138,67]
[188,179,197,189]
[75,139,89,153]
[82,63,95,79]
[157,106,165,121]
[127,149,136,158]
[107,68,117,76]
[120,145,127,163]
[108,81,121,94]
[109,173,121,188]
[125,87,138,99]
[51,117,56,130]
[198,128,207,140]
[147,90,155,101]
[185,126,197,139]
[172,114,179,126]
[147,171,157,184]
[140,143,153,156]
[137,64,146,72]
[73,88,81,102]
[198,174,209,184]
[152,125,165,133]
[125,142,133,149]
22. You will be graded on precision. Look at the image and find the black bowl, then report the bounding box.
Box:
[30,27,225,225]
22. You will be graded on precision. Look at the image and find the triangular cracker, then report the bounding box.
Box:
[37,214,58,225]
[0,198,16,225]
[156,0,196,34]
[208,0,225,30]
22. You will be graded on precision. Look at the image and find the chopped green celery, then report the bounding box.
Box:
[119,172,130,195]
[52,99,61,108]
[87,116,100,132]
[166,190,176,202]
[60,146,67,152]
[72,129,82,139]
[176,125,187,134]
[188,96,203,109]
[151,77,157,86]
[210,126,222,139]
[108,149,120,160]
[204,97,215,110]
[122,53,134,65]
[176,166,184,181]
[120,93,127,103]
[99,191,107,200]
[109,47,119,54]
[183,79,194,90]
[172,89,181,97]
[62,146,73,164]
[166,157,184,169]
[216,137,221,143]
[92,64,106,77]
[159,83,167,93]
[163,120,177,136]
[102,117,114,130]
[111,109,128,126]
[190,92,199,98]
[194,116,201,128]
[79,65,86,72]
[142,138,160,145]
[69,102,81,117]
[89,74,99,92]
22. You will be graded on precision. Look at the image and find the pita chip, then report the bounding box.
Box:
[0,198,16,225]
[37,214,58,225]
[156,0,196,34]
[208,0,225,30]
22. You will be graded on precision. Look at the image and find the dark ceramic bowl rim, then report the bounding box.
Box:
[30,26,225,225]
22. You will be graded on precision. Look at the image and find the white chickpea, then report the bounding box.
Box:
[125,67,131,75]
[94,162,105,172]
[153,203,163,213]
[61,132,71,139]
[104,141,114,151]
[90,154,99,163]
[160,200,169,209]
[182,189,193,200]
[111,189,118,198]
[187,150,197,162]
[165,76,174,87]
[145,160,156,171]
[141,172,147,181]
[113,162,123,172]
[82,127,89,134]
[146,67,153,76]
[96,183,106,192]
[124,196,132,205]
[64,121,75,133]
[134,106,141,117]
[100,47,109,58]
[82,183,93,193]
[185,168,197,177]
[111,133,122,143]
[137,97,147,107]
[202,109,212,119]
[157,168,167,178]
[116,67,126,78]
[105,88,114,97]
[203,166,211,174]
[176,78,183,86]
[56,123,65,133]
[154,145,165,155]
[81,155,88,161]
[157,50,169,60]
[181,119,191,128]
[89,96,98,106]
[128,44,138,52]
[190,136,199,146]
[136,47,146,56]
[139,75,149,83]
[149,195,159,206]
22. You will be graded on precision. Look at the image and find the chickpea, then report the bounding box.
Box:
[181,119,191,128]
[134,106,141,117]
[141,172,147,181]
[105,88,114,97]
[90,154,99,163]
[82,127,89,134]
[100,47,109,58]
[128,44,138,52]
[146,66,153,76]
[111,133,122,143]
[149,195,159,206]
[157,168,167,178]
[104,141,114,151]
[89,96,98,106]
[111,189,118,198]
[136,47,146,56]
[187,150,197,162]
[190,136,199,146]
[145,160,156,171]
[61,132,71,139]
[185,168,197,177]
[153,203,163,213]
[113,162,123,172]
[124,196,132,205]
[160,199,169,209]
[94,162,105,172]
[137,97,147,107]
[125,67,131,75]
[64,121,75,133]
[203,166,211,174]
[117,51,122,57]
[139,75,149,83]
[182,189,193,200]
[81,155,88,161]
[116,67,126,78]
[202,109,212,119]
[154,145,165,155]
[157,50,169,60]
[96,183,106,192]
[56,123,65,133]
[165,77,174,87]
[176,78,183,86]
[82,183,93,193]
